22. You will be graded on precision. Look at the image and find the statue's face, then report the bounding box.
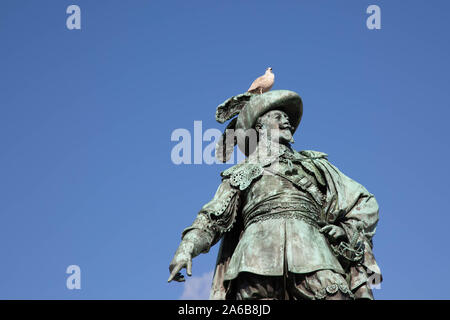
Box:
[256,110,293,145]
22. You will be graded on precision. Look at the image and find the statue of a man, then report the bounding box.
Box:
[168,90,381,300]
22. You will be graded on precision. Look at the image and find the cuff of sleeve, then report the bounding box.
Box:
[182,229,213,256]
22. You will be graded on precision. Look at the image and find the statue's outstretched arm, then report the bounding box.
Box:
[168,178,240,282]
[167,226,212,282]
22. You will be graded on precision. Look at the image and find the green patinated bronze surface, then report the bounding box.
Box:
[168,90,381,300]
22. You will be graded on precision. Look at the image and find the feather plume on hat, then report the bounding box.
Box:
[215,92,254,162]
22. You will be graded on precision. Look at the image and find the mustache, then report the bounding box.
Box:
[279,124,293,131]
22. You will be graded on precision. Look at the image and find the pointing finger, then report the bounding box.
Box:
[168,264,183,282]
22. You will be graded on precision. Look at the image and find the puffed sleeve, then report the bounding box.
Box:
[181,178,241,255]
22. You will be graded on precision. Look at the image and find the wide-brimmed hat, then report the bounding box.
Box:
[215,90,303,161]
[235,90,302,133]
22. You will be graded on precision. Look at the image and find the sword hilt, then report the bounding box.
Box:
[350,221,364,249]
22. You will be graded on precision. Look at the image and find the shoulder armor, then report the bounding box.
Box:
[300,150,328,159]
[221,162,263,191]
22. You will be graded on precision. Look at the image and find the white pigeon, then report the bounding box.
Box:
[247,67,275,94]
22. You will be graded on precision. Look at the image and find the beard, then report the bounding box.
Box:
[278,129,294,145]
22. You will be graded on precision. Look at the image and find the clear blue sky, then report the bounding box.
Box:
[1,0,449,299]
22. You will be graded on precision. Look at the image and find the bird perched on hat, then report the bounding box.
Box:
[247,67,275,94]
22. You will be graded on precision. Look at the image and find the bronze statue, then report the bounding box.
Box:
[168,90,381,300]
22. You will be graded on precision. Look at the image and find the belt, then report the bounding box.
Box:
[244,209,320,230]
